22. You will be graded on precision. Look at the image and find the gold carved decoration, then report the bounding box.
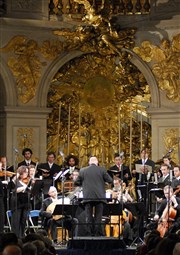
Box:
[0,36,63,104]
[16,128,33,162]
[47,54,151,167]
[163,128,180,164]
[133,34,180,103]
[46,0,152,167]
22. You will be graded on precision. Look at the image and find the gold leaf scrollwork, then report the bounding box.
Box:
[163,128,180,164]
[0,36,64,104]
[133,34,180,103]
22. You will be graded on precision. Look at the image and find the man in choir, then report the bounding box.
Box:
[172,165,180,195]
[40,186,78,243]
[64,154,79,180]
[163,156,174,170]
[158,164,170,186]
[75,156,113,236]
[153,185,180,235]
[109,153,131,186]
[134,148,155,184]
[18,148,36,167]
[37,152,61,181]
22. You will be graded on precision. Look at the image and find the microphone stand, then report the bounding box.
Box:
[167,171,173,234]
[58,161,67,246]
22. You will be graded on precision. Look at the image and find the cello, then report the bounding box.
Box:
[157,202,177,237]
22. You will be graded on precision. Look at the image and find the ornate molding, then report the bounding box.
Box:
[133,34,180,103]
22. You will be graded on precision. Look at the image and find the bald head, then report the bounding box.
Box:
[89,157,98,166]
[2,245,22,255]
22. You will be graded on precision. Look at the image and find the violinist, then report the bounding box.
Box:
[11,165,31,238]
[154,185,180,236]
[0,156,14,172]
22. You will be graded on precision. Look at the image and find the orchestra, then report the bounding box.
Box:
[0,147,179,246]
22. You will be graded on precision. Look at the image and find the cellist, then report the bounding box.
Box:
[154,185,180,236]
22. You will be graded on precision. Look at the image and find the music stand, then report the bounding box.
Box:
[31,179,44,209]
[149,188,164,217]
[103,203,123,239]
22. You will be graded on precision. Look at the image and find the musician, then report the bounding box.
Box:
[172,166,180,194]
[37,152,60,181]
[109,153,131,186]
[0,178,5,232]
[0,156,14,172]
[18,148,36,167]
[75,156,113,236]
[112,177,133,203]
[40,186,78,243]
[154,185,180,234]
[11,165,31,238]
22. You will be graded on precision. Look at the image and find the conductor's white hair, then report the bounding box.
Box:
[89,157,98,166]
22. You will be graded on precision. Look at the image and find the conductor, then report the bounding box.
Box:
[75,156,113,236]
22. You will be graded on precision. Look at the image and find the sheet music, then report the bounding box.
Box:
[135,164,152,174]
[54,171,63,181]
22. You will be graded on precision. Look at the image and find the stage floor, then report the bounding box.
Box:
[55,237,136,255]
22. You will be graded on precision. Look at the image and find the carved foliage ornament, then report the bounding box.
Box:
[0,36,63,104]
[163,128,180,164]
[133,34,180,103]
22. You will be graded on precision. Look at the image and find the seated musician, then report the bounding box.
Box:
[112,177,133,203]
[153,185,180,235]
[172,166,180,196]
[40,186,78,243]
[107,177,133,244]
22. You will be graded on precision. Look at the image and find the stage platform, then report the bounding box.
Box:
[55,237,136,255]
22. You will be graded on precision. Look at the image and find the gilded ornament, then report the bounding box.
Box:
[133,34,180,103]
[163,128,180,164]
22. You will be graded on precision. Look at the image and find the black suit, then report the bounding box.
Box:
[75,164,113,236]
[172,178,180,189]
[40,196,78,241]
[18,160,36,167]
[37,162,61,179]
[109,164,132,186]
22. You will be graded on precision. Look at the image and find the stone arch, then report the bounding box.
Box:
[0,56,17,106]
[37,49,160,109]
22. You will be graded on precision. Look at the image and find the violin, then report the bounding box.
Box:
[0,170,15,178]
[22,177,30,184]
